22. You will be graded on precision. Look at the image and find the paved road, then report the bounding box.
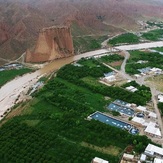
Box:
[114,50,163,143]
[116,41,163,51]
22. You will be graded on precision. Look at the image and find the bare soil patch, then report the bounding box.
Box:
[146,75,163,92]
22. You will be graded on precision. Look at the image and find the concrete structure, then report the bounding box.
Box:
[136,106,147,112]
[132,117,146,126]
[137,67,162,76]
[122,153,134,161]
[145,122,161,138]
[138,67,151,74]
[154,158,163,163]
[145,144,163,157]
[104,72,116,77]
[137,60,148,64]
[150,68,162,74]
[92,157,109,163]
[148,111,157,119]
[105,75,116,82]
[108,103,135,117]
[126,86,138,93]
[158,94,163,103]
[134,74,141,78]
[140,154,147,162]
[104,71,116,82]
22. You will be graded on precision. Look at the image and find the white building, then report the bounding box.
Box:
[150,67,162,74]
[105,75,116,82]
[154,158,163,163]
[134,74,141,78]
[132,117,146,126]
[158,94,163,103]
[122,153,134,161]
[140,154,147,162]
[136,106,147,112]
[126,86,138,92]
[148,111,157,119]
[92,157,109,163]
[145,144,163,157]
[144,122,161,138]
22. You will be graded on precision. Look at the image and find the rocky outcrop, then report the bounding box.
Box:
[25,26,74,63]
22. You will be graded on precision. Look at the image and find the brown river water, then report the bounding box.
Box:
[39,49,109,74]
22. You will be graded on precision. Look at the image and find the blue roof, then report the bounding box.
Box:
[108,103,135,116]
[90,112,132,130]
[90,112,139,135]
[138,67,151,73]
[114,99,129,106]
[104,71,115,77]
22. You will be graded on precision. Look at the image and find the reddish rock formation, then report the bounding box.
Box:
[25,26,74,63]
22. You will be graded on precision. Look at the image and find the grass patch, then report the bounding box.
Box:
[108,33,140,46]
[81,142,122,156]
[98,54,124,63]
[152,47,163,52]
[73,35,108,53]
[22,120,40,127]
[0,68,32,87]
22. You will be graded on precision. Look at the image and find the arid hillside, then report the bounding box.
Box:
[0,0,163,63]
[25,26,74,63]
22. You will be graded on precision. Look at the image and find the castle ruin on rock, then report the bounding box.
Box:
[25,26,74,63]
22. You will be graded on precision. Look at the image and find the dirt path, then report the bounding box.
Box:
[150,86,163,142]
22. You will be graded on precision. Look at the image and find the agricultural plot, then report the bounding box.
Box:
[0,58,152,163]
[142,29,163,41]
[0,68,32,87]
[108,33,140,46]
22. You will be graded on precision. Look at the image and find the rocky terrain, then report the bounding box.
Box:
[25,26,74,63]
[0,0,163,63]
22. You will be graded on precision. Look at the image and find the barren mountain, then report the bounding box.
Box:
[0,0,163,63]
[0,2,53,61]
[25,26,74,63]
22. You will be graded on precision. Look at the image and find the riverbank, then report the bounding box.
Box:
[1,41,163,120]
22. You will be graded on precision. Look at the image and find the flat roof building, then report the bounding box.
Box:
[145,144,163,157]
[136,106,147,112]
[132,117,146,126]
[145,122,161,137]
[126,86,138,92]
[140,154,147,162]
[148,111,157,119]
[114,99,129,106]
[104,72,115,77]
[123,153,134,160]
[158,94,163,103]
[92,157,109,163]
[138,67,151,74]
[105,75,116,82]
[154,158,163,163]
[108,103,135,117]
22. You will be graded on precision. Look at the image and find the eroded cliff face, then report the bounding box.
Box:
[25,26,74,63]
